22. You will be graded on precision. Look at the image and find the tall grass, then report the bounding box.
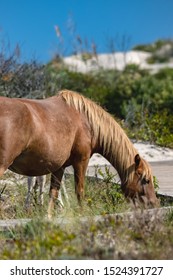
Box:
[0,171,128,220]
[0,170,173,259]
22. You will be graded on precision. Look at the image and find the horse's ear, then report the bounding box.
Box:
[135,154,141,167]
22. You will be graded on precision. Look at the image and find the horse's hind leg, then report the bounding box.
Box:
[25,177,36,208]
[61,176,70,207]
[57,188,64,209]
[36,175,46,206]
[0,167,7,201]
[48,168,64,219]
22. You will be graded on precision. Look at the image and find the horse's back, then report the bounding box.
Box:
[0,95,91,176]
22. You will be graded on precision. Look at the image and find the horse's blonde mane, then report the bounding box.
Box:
[60,90,150,184]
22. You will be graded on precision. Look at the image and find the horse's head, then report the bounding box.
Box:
[124,154,159,207]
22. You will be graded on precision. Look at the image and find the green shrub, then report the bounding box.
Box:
[2,220,77,259]
[147,55,170,64]
[125,108,173,148]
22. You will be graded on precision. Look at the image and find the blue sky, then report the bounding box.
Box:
[0,0,173,63]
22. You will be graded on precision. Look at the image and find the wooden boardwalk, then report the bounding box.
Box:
[150,161,173,196]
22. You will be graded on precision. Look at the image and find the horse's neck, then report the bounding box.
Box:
[96,127,137,185]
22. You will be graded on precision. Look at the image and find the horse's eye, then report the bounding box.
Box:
[142,178,150,185]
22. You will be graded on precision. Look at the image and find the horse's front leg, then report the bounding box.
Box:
[0,167,6,177]
[73,159,89,206]
[47,168,64,219]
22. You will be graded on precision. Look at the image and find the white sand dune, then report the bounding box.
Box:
[63,51,173,73]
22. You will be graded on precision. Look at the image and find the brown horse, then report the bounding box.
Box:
[0,90,158,218]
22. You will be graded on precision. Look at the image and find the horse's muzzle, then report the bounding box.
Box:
[140,195,160,208]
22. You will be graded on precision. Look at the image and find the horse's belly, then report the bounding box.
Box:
[8,152,66,176]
